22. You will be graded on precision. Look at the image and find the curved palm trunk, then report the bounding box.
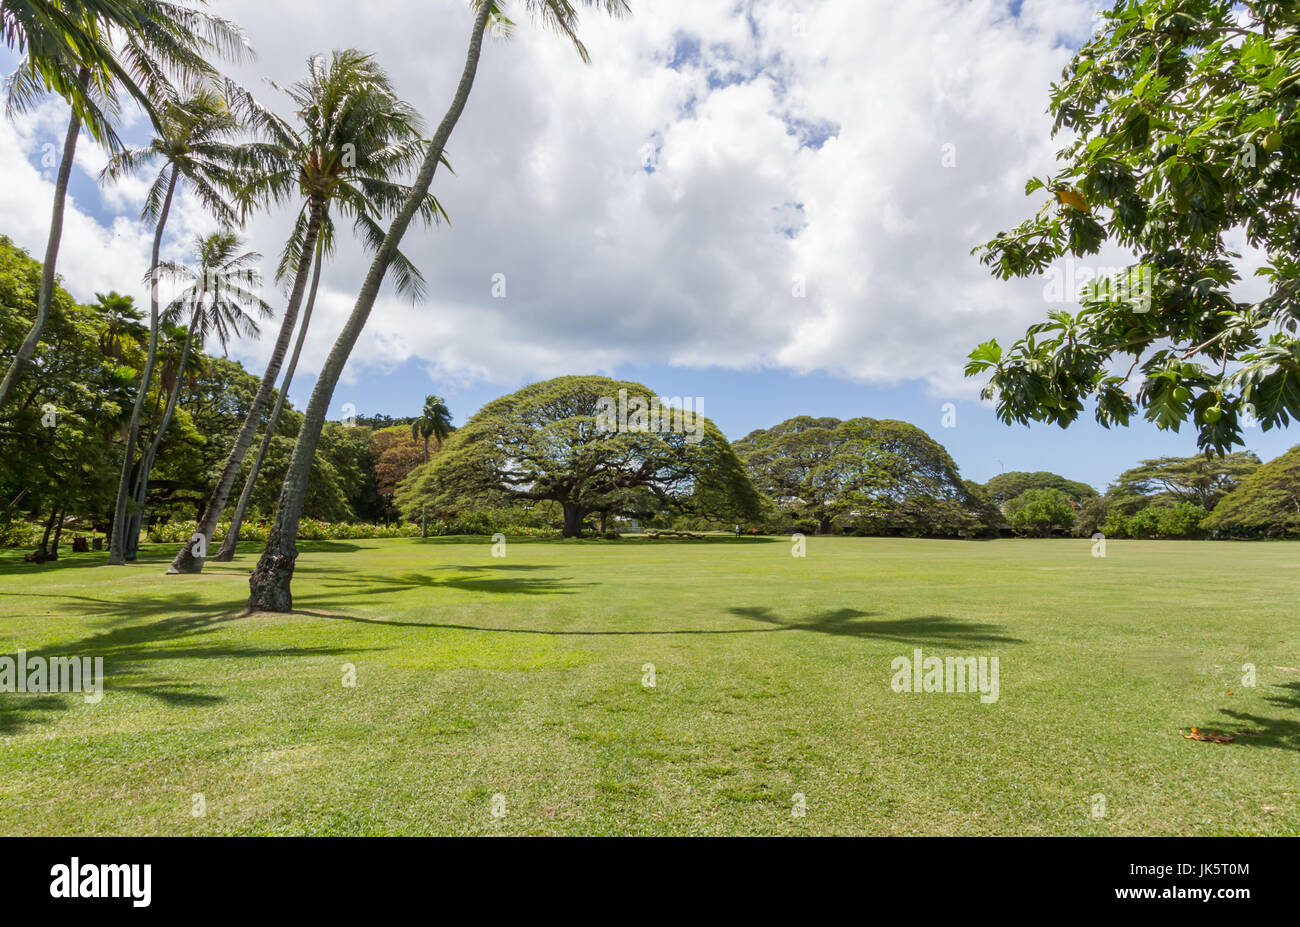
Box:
[248,3,492,611]
[109,165,179,565]
[212,246,323,562]
[0,73,87,408]
[167,201,324,574]
[124,309,200,560]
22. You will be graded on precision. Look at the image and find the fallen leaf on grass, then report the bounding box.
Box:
[1184,727,1234,744]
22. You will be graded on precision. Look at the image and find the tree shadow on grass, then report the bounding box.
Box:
[0,606,372,737]
[727,606,1024,644]
[0,589,245,623]
[0,546,179,576]
[1197,682,1300,752]
[299,568,589,604]
[295,604,1020,646]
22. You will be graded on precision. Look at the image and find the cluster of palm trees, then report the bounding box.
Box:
[3,0,630,611]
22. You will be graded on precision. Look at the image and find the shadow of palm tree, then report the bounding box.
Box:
[727,606,1024,644]
[0,590,245,623]
[0,607,371,736]
[0,545,178,575]
[296,605,1020,645]
[302,568,588,602]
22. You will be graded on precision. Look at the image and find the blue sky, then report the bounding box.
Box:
[2,0,1294,492]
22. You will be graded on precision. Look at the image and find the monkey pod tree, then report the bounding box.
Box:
[732,417,844,534]
[395,376,760,538]
[736,416,988,536]
[967,0,1300,455]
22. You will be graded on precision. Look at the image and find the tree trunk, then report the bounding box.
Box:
[168,200,324,575]
[49,505,66,560]
[600,510,608,534]
[37,508,57,560]
[212,245,323,562]
[817,515,832,535]
[109,164,178,564]
[125,310,199,561]
[0,71,86,408]
[562,502,586,538]
[248,3,492,612]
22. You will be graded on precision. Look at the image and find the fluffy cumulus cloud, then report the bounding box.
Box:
[0,0,1108,395]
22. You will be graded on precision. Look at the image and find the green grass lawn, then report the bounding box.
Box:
[0,535,1296,835]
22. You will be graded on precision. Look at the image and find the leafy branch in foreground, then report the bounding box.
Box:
[969,0,1300,454]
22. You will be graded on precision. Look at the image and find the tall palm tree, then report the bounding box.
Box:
[0,0,250,409]
[171,49,445,572]
[248,0,631,612]
[102,86,245,563]
[122,231,269,559]
[210,238,322,562]
[410,395,453,537]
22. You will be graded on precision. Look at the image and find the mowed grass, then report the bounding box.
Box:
[0,535,1296,836]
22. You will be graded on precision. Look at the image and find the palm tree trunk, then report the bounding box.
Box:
[125,309,199,560]
[248,3,492,611]
[212,245,323,562]
[0,73,87,408]
[167,200,324,575]
[109,164,179,565]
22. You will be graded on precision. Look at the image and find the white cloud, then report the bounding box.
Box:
[0,0,1106,397]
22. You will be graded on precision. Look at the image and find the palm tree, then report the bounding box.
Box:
[102,86,245,564]
[172,49,445,572]
[410,395,453,537]
[248,0,631,612]
[94,291,145,361]
[122,231,269,559]
[0,0,251,409]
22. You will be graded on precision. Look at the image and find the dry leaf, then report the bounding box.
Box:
[1184,727,1234,744]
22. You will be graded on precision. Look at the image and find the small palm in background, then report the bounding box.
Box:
[411,395,453,537]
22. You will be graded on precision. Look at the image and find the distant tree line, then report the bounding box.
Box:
[5,233,1299,551]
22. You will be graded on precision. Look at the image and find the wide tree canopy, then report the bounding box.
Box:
[967,0,1300,455]
[396,375,760,537]
[734,416,992,536]
[982,471,1098,507]
[1105,451,1259,513]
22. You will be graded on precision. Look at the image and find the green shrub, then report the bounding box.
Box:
[1004,488,1076,536]
[1101,503,1207,539]
[0,521,45,548]
[1155,502,1208,538]
[143,519,421,545]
